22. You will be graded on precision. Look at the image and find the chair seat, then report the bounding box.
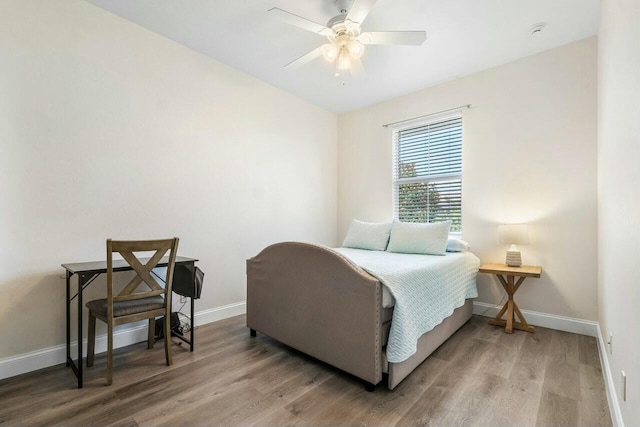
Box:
[86,296,165,318]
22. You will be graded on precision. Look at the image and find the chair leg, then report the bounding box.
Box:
[87,313,96,367]
[164,313,173,366]
[106,322,113,386]
[148,318,155,349]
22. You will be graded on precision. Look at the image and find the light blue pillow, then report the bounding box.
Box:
[446,238,471,252]
[342,220,392,251]
[387,221,452,255]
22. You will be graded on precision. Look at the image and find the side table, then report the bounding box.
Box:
[479,263,542,334]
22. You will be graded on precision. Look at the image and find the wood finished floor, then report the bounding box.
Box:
[0,315,612,427]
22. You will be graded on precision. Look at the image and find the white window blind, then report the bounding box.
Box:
[392,114,463,231]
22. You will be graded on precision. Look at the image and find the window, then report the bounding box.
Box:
[392,114,463,232]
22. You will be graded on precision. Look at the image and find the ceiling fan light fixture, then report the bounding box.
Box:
[321,43,339,62]
[337,47,351,70]
[347,40,365,59]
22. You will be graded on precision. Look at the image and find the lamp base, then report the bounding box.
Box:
[505,250,522,267]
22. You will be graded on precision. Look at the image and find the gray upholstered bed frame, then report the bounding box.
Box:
[246,242,473,390]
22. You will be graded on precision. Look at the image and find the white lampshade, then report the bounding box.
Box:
[498,224,529,245]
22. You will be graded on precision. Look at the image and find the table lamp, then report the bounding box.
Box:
[498,224,529,267]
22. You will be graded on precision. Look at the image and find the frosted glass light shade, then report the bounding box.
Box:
[321,44,339,62]
[498,224,529,245]
[337,47,351,70]
[347,40,365,59]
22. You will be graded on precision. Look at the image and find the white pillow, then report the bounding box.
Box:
[342,220,392,251]
[386,221,451,255]
[446,238,471,252]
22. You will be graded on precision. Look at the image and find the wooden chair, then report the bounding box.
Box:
[86,238,179,385]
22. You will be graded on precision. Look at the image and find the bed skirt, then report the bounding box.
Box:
[385,299,473,389]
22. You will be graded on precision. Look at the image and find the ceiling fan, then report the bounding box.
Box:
[269,0,426,76]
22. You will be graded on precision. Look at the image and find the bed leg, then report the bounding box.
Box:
[249,328,256,337]
[365,382,375,392]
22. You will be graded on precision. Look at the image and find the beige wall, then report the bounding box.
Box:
[0,0,337,360]
[338,38,598,320]
[598,0,640,424]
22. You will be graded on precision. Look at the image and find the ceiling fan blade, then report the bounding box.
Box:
[346,0,378,25]
[268,8,332,35]
[359,31,427,46]
[284,46,323,70]
[350,58,365,78]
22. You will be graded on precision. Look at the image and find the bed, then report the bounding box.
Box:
[246,241,479,390]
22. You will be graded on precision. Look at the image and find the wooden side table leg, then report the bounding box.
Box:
[488,303,508,328]
[505,275,515,333]
[505,300,514,333]
[513,302,535,333]
[493,303,508,321]
[488,274,510,330]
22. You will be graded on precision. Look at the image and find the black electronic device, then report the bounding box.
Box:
[154,312,182,339]
[173,265,204,299]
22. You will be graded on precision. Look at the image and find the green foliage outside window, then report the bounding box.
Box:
[397,163,461,231]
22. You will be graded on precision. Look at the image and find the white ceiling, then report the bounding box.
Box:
[86,0,600,113]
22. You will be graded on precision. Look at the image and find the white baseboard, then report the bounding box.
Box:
[0,301,247,381]
[596,326,625,427]
[472,301,599,337]
[194,301,246,326]
[0,324,149,381]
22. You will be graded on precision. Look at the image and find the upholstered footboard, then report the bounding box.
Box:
[246,242,384,387]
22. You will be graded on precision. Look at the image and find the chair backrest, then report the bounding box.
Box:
[106,238,180,318]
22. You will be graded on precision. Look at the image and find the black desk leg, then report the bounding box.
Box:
[66,271,71,367]
[77,274,85,388]
[190,295,195,352]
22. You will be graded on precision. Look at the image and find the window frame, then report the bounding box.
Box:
[391,112,463,235]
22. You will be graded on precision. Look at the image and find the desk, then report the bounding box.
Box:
[61,256,198,388]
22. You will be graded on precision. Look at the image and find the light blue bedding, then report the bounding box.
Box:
[333,247,480,363]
